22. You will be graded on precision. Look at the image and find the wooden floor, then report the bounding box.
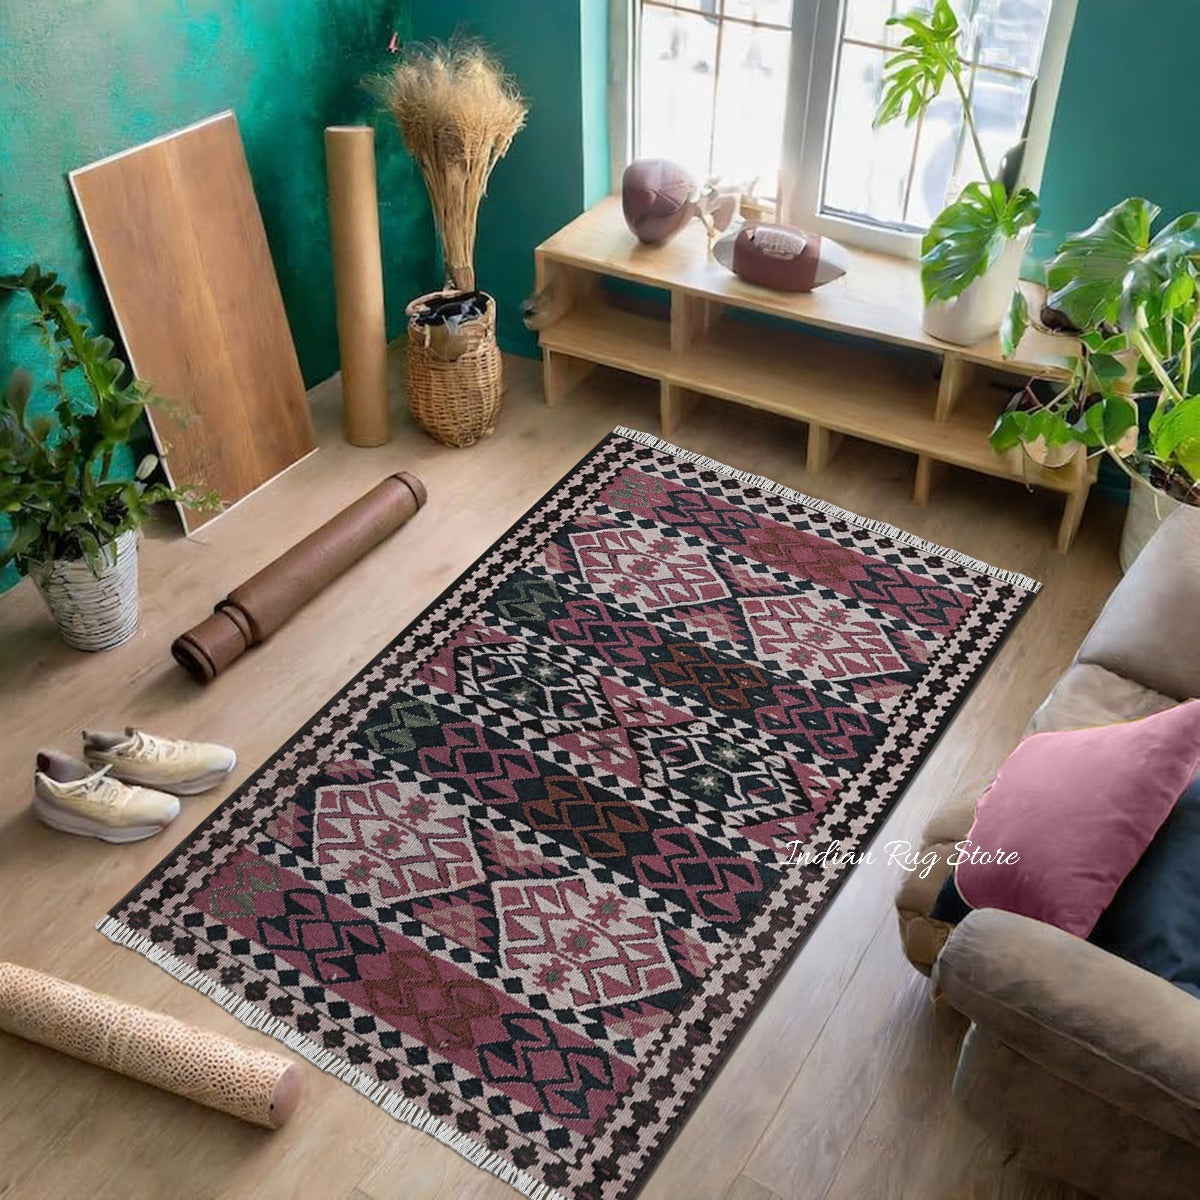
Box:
[0,354,1119,1200]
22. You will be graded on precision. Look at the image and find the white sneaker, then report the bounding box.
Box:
[82,727,237,796]
[33,751,180,844]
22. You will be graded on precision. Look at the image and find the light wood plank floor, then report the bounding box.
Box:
[0,355,1118,1199]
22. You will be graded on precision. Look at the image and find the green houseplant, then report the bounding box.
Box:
[874,0,1040,345]
[992,197,1200,568]
[1,265,213,649]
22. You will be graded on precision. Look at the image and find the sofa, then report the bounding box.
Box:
[895,505,1200,1200]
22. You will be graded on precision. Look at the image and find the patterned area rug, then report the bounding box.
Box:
[102,428,1038,1199]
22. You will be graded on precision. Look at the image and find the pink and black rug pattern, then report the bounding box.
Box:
[102,429,1038,1200]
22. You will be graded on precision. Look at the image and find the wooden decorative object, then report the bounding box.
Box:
[69,112,316,533]
[405,291,502,448]
[324,126,389,447]
[534,197,1096,552]
[0,962,302,1129]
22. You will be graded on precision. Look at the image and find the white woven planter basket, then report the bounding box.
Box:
[33,530,140,651]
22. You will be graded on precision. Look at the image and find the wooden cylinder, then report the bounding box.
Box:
[325,126,389,447]
[0,963,302,1128]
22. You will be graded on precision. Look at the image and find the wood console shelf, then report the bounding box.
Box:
[534,196,1096,551]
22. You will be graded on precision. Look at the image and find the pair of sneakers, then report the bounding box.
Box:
[33,728,238,844]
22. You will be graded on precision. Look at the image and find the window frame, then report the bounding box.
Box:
[612,0,1078,260]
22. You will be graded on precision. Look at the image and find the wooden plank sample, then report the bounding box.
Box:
[70,111,316,532]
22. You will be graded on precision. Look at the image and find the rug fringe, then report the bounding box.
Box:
[96,916,566,1200]
[613,425,1042,594]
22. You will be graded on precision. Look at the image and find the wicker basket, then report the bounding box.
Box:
[405,290,502,448]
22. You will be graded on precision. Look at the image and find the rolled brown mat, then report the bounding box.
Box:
[0,962,302,1129]
[173,471,426,682]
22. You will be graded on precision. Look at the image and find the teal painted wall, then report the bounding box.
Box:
[1033,0,1200,264]
[0,1,431,395]
[412,0,608,356]
[0,0,434,591]
[1025,0,1199,502]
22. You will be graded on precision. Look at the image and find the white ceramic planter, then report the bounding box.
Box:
[33,530,140,651]
[922,228,1034,347]
[1120,475,1183,573]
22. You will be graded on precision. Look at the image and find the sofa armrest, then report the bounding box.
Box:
[1077,505,1200,701]
[935,908,1200,1147]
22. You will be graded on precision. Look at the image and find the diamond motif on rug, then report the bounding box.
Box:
[495,874,683,1008]
[312,777,486,900]
[570,526,730,609]
[739,592,908,680]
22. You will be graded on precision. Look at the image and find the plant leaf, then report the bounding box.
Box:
[4,369,33,430]
[1046,198,1159,330]
[1000,289,1030,357]
[875,1,960,130]
[920,183,1039,303]
[1102,394,1140,455]
[1149,394,1200,471]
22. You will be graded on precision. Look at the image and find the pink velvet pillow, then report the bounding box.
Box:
[955,700,1200,938]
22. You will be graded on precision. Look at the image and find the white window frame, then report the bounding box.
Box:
[611,0,1078,260]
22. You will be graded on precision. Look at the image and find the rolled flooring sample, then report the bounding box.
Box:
[0,962,302,1129]
[173,470,426,681]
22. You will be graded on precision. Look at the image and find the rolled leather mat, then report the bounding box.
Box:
[172,470,426,682]
[0,962,302,1129]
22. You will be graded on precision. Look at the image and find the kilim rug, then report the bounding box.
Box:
[101,428,1039,1200]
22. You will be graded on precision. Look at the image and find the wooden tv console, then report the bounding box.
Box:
[534,196,1095,551]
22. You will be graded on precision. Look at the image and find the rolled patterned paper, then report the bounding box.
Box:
[0,963,302,1129]
[172,471,427,682]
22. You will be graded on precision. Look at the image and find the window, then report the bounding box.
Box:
[634,1,796,199]
[618,0,1077,257]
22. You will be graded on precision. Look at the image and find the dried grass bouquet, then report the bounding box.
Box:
[377,40,528,291]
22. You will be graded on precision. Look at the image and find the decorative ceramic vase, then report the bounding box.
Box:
[1120,474,1183,573]
[32,529,140,651]
[922,228,1034,347]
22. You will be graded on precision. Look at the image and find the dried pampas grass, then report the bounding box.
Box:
[377,40,528,291]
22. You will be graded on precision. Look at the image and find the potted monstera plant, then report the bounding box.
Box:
[993,198,1200,569]
[1,266,213,649]
[874,0,1040,344]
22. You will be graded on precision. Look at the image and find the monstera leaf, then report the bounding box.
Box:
[1045,198,1159,330]
[874,0,960,127]
[921,182,1040,303]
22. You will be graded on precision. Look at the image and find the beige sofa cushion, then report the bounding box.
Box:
[1029,661,1177,734]
[1078,506,1200,701]
[896,789,977,972]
